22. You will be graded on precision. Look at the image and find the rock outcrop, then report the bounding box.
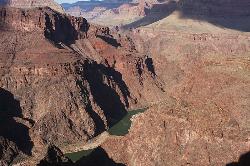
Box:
[0,7,88,43]
[38,145,73,166]
[0,137,19,166]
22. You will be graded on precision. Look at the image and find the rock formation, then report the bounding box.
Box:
[38,145,73,166]
[0,137,19,166]
[0,0,64,13]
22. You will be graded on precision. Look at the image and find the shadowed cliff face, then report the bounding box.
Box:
[0,88,33,156]
[125,0,250,31]
[44,12,78,45]
[0,7,90,46]
[38,145,73,166]
[145,57,156,77]
[226,151,250,166]
[0,88,22,118]
[96,35,121,48]
[76,60,129,127]
[44,12,90,45]
[27,58,133,148]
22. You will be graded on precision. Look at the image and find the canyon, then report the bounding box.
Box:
[63,0,250,31]
[0,0,250,166]
[0,0,64,13]
[0,4,164,165]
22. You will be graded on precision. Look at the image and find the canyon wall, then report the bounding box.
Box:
[0,6,165,165]
[0,0,64,13]
[100,27,250,166]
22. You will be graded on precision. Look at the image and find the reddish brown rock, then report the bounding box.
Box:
[1,1,250,165]
[100,28,250,166]
[102,103,250,165]
[0,6,165,164]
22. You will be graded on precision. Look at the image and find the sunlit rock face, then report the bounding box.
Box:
[0,0,64,13]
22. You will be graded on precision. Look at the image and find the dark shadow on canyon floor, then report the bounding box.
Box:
[0,88,33,155]
[40,146,125,166]
[124,1,177,29]
[38,145,74,166]
[96,35,121,48]
[124,0,250,32]
[226,151,250,166]
[179,0,250,32]
[74,147,125,166]
[145,57,156,77]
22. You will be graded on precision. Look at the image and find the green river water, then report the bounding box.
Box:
[65,108,146,162]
